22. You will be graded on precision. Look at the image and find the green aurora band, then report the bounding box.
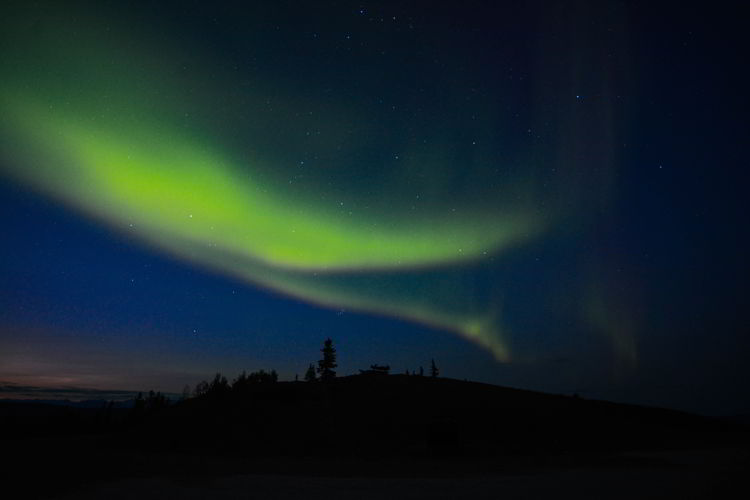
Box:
[0,5,558,360]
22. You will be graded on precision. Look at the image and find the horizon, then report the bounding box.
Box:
[1,369,743,418]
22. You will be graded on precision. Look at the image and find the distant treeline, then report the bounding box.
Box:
[181,337,439,401]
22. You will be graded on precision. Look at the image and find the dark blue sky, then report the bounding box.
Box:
[1,1,747,415]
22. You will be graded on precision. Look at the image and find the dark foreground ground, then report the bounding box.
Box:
[3,376,748,499]
[5,436,748,499]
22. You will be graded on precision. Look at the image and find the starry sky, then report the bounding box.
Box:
[1,1,747,415]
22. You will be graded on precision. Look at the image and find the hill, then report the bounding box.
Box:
[130,375,744,458]
[3,376,747,498]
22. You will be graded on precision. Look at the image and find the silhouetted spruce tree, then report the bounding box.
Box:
[430,359,439,378]
[207,373,230,397]
[133,392,145,413]
[246,369,277,384]
[193,380,209,397]
[232,370,249,392]
[145,390,168,412]
[419,366,424,376]
[305,363,317,382]
[317,338,337,381]
[128,392,146,423]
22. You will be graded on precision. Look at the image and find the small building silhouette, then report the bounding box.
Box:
[358,364,390,376]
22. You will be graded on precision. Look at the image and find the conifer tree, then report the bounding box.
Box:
[317,338,337,381]
[305,363,317,382]
[430,358,439,378]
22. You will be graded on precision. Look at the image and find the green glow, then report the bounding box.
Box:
[1,97,533,272]
[0,94,523,358]
[0,5,549,359]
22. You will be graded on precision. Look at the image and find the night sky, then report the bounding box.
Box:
[1,1,747,415]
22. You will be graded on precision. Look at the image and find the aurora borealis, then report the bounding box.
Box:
[1,1,748,415]
[0,0,550,358]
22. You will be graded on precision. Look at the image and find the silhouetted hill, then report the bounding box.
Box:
[3,376,748,499]
[130,375,746,458]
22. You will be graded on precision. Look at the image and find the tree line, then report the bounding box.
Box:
[155,337,439,402]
